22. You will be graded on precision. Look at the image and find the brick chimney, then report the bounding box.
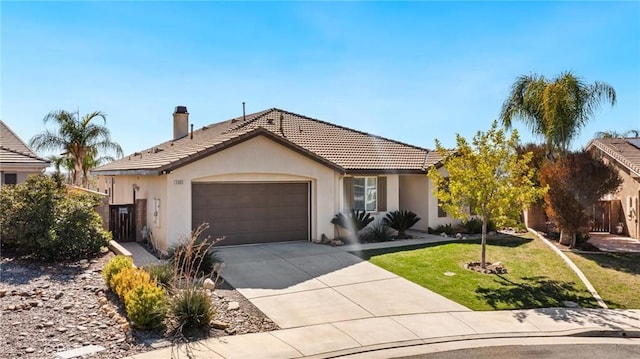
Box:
[173,106,189,140]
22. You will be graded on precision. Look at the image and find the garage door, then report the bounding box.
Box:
[192,182,310,246]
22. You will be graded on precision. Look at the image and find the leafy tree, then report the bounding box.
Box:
[594,129,640,138]
[539,151,622,248]
[428,121,545,269]
[29,110,123,187]
[500,71,616,155]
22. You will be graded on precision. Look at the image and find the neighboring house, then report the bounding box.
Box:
[92,107,455,249]
[586,137,640,240]
[0,120,50,187]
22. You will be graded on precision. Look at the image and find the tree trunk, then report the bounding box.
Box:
[559,229,572,246]
[481,217,487,269]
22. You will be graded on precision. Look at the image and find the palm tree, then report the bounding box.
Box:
[30,110,123,187]
[500,71,616,155]
[594,129,640,138]
[46,154,73,184]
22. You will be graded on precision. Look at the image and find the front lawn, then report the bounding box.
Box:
[565,252,640,309]
[357,233,599,310]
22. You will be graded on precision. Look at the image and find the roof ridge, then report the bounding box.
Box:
[219,108,277,134]
[271,108,432,153]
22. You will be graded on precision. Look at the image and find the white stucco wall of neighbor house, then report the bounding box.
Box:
[167,135,339,248]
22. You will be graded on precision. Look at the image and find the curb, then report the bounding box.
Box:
[306,328,640,359]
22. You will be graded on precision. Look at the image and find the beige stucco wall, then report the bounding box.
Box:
[99,136,423,249]
[603,159,640,239]
[399,175,430,231]
[0,166,48,187]
[96,174,168,249]
[167,135,339,248]
[426,168,461,229]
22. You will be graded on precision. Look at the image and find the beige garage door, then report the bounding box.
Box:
[192,182,310,246]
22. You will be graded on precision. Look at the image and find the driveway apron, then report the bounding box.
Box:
[217,242,469,329]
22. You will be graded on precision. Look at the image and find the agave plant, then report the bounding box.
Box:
[382,210,421,239]
[331,209,375,242]
[330,209,374,231]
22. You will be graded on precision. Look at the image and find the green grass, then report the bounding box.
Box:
[565,252,640,309]
[356,234,599,310]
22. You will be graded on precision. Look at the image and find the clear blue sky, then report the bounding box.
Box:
[2,1,639,157]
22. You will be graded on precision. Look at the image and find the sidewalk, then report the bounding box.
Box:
[126,308,640,359]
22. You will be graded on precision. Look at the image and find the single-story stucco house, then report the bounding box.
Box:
[92,107,456,249]
[0,120,50,187]
[586,137,640,239]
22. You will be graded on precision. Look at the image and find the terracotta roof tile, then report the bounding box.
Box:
[589,137,640,177]
[94,108,436,175]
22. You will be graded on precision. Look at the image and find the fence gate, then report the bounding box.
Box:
[109,204,135,241]
[590,201,610,233]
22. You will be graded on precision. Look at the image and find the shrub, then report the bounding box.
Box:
[103,255,134,289]
[433,223,454,236]
[144,263,174,289]
[170,286,215,334]
[49,193,111,259]
[331,209,374,232]
[0,174,110,261]
[111,267,154,304]
[126,282,167,330]
[460,217,496,234]
[363,221,394,242]
[382,210,421,238]
[168,238,220,278]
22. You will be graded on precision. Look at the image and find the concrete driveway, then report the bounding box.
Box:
[217,241,469,329]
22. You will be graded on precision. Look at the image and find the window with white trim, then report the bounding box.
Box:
[354,177,377,212]
[344,176,386,212]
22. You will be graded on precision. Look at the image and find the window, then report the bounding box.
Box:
[344,176,387,212]
[354,177,377,212]
[437,178,449,218]
[3,173,17,185]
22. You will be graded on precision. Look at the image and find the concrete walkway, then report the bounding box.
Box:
[588,233,640,253]
[127,308,640,359]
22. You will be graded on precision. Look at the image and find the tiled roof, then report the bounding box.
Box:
[588,137,640,177]
[0,121,50,166]
[93,108,437,175]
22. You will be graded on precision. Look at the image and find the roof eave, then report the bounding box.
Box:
[90,169,162,176]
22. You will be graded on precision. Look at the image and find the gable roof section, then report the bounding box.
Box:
[93,108,436,175]
[0,120,50,166]
[588,137,640,178]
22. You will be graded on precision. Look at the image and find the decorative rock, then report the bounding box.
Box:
[210,320,229,329]
[54,291,64,299]
[25,347,35,353]
[56,327,68,333]
[0,289,6,298]
[455,233,463,240]
[440,232,448,237]
[43,321,54,328]
[203,278,216,291]
[227,301,240,311]
[119,343,130,351]
[63,304,73,310]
